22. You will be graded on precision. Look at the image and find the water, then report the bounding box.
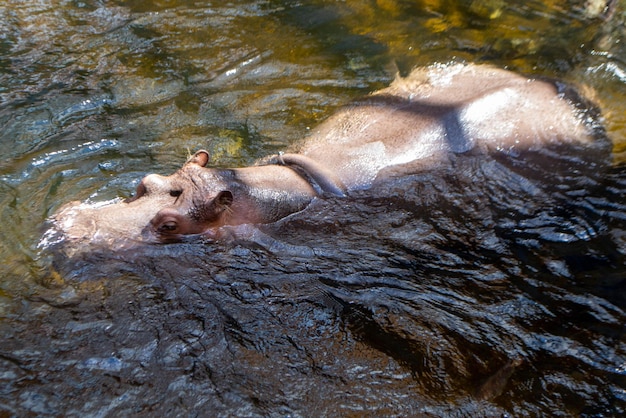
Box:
[1,0,626,416]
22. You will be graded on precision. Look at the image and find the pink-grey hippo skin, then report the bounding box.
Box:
[53,63,609,246]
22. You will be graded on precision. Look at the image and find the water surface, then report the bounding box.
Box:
[1,0,625,416]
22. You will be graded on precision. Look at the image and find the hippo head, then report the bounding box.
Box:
[128,151,234,240]
[49,150,234,249]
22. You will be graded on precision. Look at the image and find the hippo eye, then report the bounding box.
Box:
[170,190,182,197]
[159,221,179,233]
[124,182,147,203]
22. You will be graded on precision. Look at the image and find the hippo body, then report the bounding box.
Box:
[52,63,609,245]
[300,64,599,189]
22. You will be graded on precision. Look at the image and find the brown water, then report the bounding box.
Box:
[1,0,626,416]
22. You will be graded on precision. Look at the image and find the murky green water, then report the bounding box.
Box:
[1,0,626,416]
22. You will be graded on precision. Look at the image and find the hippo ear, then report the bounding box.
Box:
[187,150,210,167]
[215,190,233,207]
[191,190,233,225]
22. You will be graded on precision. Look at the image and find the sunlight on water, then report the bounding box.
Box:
[0,0,625,416]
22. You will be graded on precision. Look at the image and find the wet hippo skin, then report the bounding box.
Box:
[52,63,610,245]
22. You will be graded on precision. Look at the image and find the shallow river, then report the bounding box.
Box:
[1,0,626,416]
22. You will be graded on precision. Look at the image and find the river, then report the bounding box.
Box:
[1,0,625,416]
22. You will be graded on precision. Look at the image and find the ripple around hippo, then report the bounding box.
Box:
[27,60,626,417]
[43,63,611,256]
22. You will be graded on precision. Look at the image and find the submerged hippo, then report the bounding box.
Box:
[52,63,609,246]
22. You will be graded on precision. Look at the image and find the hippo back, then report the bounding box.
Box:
[299,63,607,189]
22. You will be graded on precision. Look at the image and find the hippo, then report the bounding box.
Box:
[51,63,609,247]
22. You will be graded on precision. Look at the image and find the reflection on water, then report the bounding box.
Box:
[1,0,625,416]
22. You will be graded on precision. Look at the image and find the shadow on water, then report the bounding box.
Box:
[1,0,626,416]
[22,148,625,416]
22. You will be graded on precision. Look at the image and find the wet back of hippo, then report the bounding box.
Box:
[45,63,611,252]
[300,63,609,189]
